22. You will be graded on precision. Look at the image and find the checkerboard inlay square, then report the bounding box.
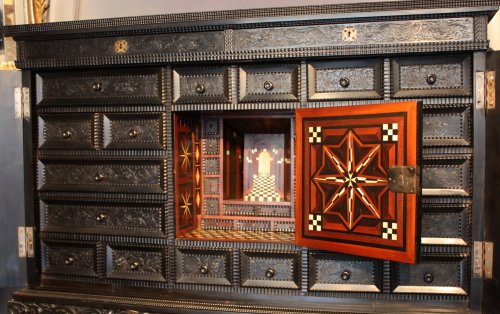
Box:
[308,214,322,231]
[382,221,398,241]
[382,123,398,142]
[309,126,322,143]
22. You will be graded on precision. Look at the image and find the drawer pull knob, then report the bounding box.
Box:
[64,257,75,265]
[424,273,434,283]
[92,82,103,92]
[265,268,275,278]
[130,262,140,271]
[199,265,209,274]
[339,77,350,88]
[96,213,108,222]
[426,74,437,85]
[128,129,138,138]
[195,84,206,94]
[61,130,72,139]
[341,270,351,281]
[94,173,105,182]
[263,81,274,91]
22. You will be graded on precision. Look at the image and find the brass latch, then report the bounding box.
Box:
[388,166,418,194]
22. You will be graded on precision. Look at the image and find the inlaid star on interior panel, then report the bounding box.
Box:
[181,191,192,219]
[180,141,192,171]
[313,130,388,230]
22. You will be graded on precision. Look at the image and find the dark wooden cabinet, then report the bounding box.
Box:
[4,1,500,313]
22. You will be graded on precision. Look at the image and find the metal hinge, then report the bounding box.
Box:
[476,71,496,111]
[14,87,31,119]
[17,226,34,258]
[486,71,496,111]
[473,241,494,279]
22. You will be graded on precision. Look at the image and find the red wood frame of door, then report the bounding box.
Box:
[295,101,419,263]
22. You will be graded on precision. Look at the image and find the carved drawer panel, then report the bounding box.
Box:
[39,160,165,193]
[392,55,471,98]
[421,156,471,196]
[39,114,95,150]
[308,59,383,100]
[176,247,232,286]
[37,68,163,106]
[238,64,299,102]
[41,200,164,236]
[106,245,166,282]
[240,250,300,289]
[223,202,292,217]
[173,67,230,104]
[422,104,471,146]
[42,241,97,277]
[392,255,469,295]
[103,113,165,149]
[309,252,382,292]
[421,204,470,246]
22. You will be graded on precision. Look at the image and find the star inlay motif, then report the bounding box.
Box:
[313,130,388,230]
[180,141,191,171]
[180,191,192,219]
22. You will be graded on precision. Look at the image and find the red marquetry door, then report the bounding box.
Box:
[295,102,419,263]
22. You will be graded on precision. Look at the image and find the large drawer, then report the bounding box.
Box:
[392,55,471,98]
[39,160,166,193]
[103,113,165,149]
[42,241,97,277]
[175,247,232,286]
[173,67,230,104]
[39,114,95,150]
[421,156,471,196]
[308,59,383,100]
[421,203,470,246]
[106,245,166,282]
[37,68,164,106]
[422,104,471,147]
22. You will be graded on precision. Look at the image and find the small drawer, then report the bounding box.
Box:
[392,55,471,98]
[392,255,469,295]
[39,114,95,150]
[173,67,230,104]
[176,248,232,286]
[223,201,292,217]
[103,113,165,149]
[239,64,299,102]
[39,160,165,193]
[38,68,163,106]
[240,250,300,289]
[308,59,383,100]
[421,156,471,196]
[309,252,382,292]
[41,200,164,237]
[42,241,97,277]
[421,204,470,246]
[106,245,166,282]
[423,104,471,146]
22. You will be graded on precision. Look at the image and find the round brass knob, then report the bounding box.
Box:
[341,270,351,281]
[62,130,72,139]
[195,84,206,94]
[94,173,105,182]
[92,82,103,92]
[130,262,140,271]
[339,77,350,88]
[96,213,107,222]
[64,257,75,265]
[426,74,437,85]
[424,273,434,284]
[263,81,274,91]
[265,268,275,278]
[128,129,138,138]
[199,265,209,274]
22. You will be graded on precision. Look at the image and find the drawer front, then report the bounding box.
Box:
[42,200,164,236]
[39,114,95,150]
[106,246,166,282]
[239,65,299,102]
[38,68,163,105]
[40,160,165,193]
[176,248,232,285]
[308,59,383,100]
[423,104,471,146]
[240,251,300,289]
[103,113,165,149]
[223,202,292,217]
[421,204,470,246]
[173,67,229,104]
[392,55,471,98]
[392,255,469,295]
[421,156,471,196]
[309,252,382,292]
[43,241,97,277]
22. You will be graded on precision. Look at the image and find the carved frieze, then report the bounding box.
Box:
[8,301,135,314]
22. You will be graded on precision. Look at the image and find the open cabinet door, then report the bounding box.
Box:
[296,102,419,263]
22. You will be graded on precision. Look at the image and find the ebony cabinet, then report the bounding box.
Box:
[3,1,500,313]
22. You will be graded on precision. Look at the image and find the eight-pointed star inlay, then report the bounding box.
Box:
[313,130,389,231]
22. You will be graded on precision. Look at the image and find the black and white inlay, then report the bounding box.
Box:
[309,126,322,143]
[308,214,322,231]
[382,123,398,142]
[382,221,398,240]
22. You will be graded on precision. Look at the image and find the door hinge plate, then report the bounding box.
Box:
[476,71,485,110]
[18,226,34,258]
[486,70,496,111]
[473,241,494,279]
[388,166,418,194]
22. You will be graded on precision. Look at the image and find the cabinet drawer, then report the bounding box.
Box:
[308,59,383,100]
[240,250,300,289]
[422,104,471,146]
[38,68,163,106]
[421,156,471,196]
[39,160,165,193]
[392,255,468,295]
[239,64,299,102]
[41,200,164,236]
[106,245,166,282]
[42,241,97,277]
[392,55,471,98]
[39,114,95,150]
[309,252,382,292]
[173,67,230,104]
[421,204,470,246]
[176,248,232,286]
[103,113,165,149]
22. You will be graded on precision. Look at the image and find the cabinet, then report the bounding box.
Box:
[3,1,500,313]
